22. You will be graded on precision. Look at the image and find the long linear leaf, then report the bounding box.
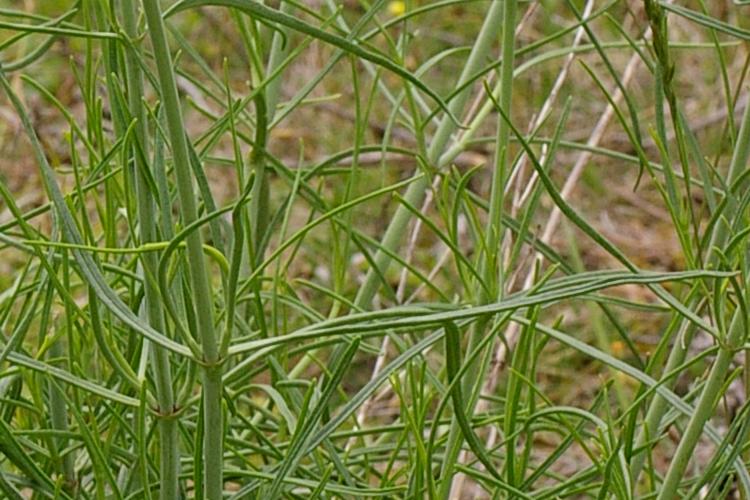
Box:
[6,352,139,406]
[661,3,750,41]
[228,269,731,356]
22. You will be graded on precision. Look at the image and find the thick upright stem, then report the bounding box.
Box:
[657,313,746,498]
[121,2,179,498]
[141,1,222,497]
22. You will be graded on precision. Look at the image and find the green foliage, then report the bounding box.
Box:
[1,1,750,498]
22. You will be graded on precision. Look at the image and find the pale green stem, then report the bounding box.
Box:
[264,2,294,121]
[325,2,514,493]
[438,1,518,496]
[282,0,507,388]
[122,2,179,498]
[631,64,750,483]
[657,311,746,498]
[48,341,76,488]
[354,0,508,310]
[483,0,518,303]
[141,1,222,498]
[45,275,76,491]
[41,221,77,491]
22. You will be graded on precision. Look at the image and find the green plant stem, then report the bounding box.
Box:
[286,0,510,473]
[264,1,293,121]
[354,0,508,310]
[631,45,750,483]
[335,4,513,487]
[33,219,77,492]
[140,1,222,498]
[121,2,179,498]
[439,2,518,495]
[642,92,750,494]
[248,94,269,263]
[656,311,746,498]
[48,340,76,488]
[483,0,517,302]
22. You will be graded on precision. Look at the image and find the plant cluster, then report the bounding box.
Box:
[1,1,750,498]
